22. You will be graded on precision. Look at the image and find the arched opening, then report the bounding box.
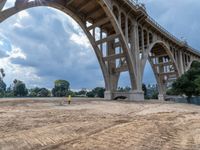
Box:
[0,7,106,92]
[142,61,158,99]
[0,0,141,100]
[142,41,179,100]
[117,72,131,92]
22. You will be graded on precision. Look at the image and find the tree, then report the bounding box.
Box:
[142,84,147,99]
[171,61,200,103]
[66,90,75,97]
[0,80,6,97]
[52,80,70,97]
[37,88,50,97]
[117,86,131,92]
[77,89,87,96]
[86,87,105,98]
[0,68,5,79]
[92,87,105,98]
[195,76,200,93]
[29,87,41,97]
[86,91,95,97]
[5,85,14,97]
[0,69,6,97]
[29,87,50,97]
[13,79,28,97]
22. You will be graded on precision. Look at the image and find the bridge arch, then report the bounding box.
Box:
[142,40,181,100]
[185,59,199,72]
[0,0,138,100]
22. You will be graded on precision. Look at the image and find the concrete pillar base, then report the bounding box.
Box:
[128,90,144,101]
[104,91,113,100]
[104,90,144,101]
[158,94,165,101]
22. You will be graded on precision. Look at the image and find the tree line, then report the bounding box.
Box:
[2,60,198,101]
[0,71,105,98]
[0,68,157,99]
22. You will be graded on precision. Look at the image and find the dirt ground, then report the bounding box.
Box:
[0,98,200,150]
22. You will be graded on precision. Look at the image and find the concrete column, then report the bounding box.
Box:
[93,28,96,40]
[104,91,113,100]
[119,12,121,27]
[0,0,6,10]
[141,29,145,53]
[128,90,144,101]
[158,94,165,101]
[125,16,128,42]
[128,23,139,91]
[179,50,184,74]
[100,28,103,53]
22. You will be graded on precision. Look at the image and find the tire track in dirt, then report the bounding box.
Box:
[0,99,200,150]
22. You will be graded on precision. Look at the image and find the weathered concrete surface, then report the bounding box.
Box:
[0,98,200,150]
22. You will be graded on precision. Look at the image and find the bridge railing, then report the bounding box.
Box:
[128,0,200,56]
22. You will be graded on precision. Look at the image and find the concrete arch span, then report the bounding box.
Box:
[142,40,181,100]
[0,0,139,100]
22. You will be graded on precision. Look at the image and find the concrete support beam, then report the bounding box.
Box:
[0,0,6,10]
[158,94,165,101]
[66,0,74,5]
[96,33,120,45]
[103,53,124,61]
[87,17,110,31]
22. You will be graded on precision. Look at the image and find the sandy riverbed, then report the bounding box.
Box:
[0,98,200,150]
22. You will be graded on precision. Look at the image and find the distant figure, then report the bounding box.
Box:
[68,95,71,105]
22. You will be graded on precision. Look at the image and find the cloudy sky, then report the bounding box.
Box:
[0,0,200,90]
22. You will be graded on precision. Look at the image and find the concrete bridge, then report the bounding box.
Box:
[1,0,200,101]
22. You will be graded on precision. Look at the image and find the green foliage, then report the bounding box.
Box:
[142,84,147,99]
[86,87,105,98]
[166,88,179,96]
[146,84,158,99]
[93,87,105,98]
[151,91,159,99]
[76,89,87,96]
[29,87,50,97]
[86,91,95,97]
[171,61,200,103]
[52,80,70,97]
[0,68,6,97]
[117,86,131,92]
[195,76,200,93]
[38,88,50,97]
[66,90,75,97]
[0,68,5,79]
[13,79,28,97]
[4,86,14,97]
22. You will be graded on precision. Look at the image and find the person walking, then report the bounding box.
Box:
[68,95,71,105]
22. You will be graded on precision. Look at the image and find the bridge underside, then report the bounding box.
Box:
[0,0,200,101]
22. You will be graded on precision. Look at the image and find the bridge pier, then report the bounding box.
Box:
[104,91,113,100]
[104,90,144,101]
[158,94,165,101]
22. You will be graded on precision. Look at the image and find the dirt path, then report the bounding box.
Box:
[0,98,200,150]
